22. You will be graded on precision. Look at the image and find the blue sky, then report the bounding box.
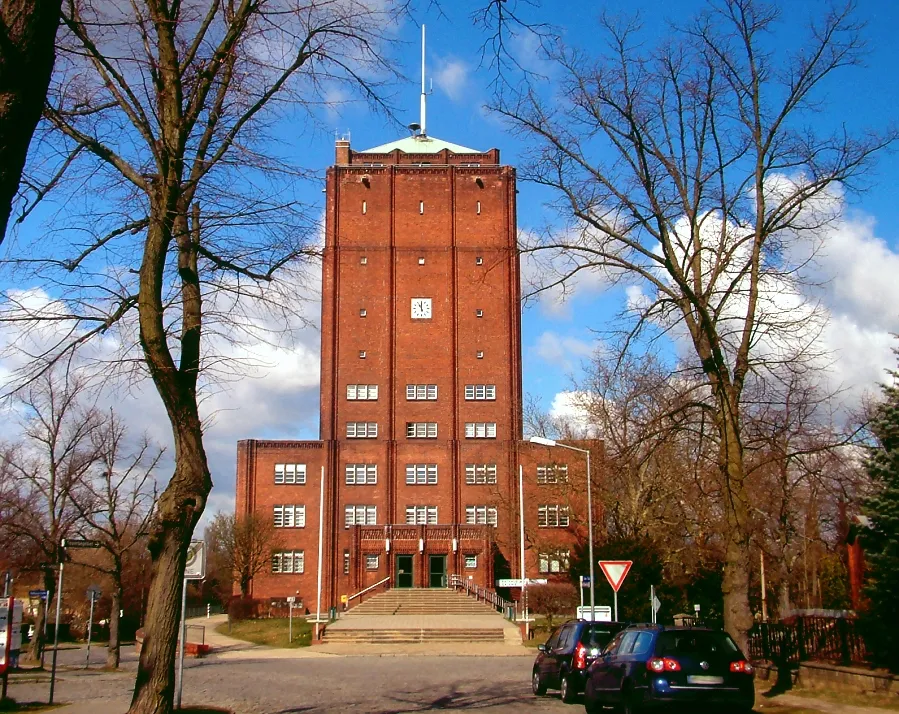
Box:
[2,0,898,522]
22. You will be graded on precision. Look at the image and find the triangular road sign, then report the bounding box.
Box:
[599,560,633,592]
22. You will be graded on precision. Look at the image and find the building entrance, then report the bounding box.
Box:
[396,554,414,588]
[428,555,447,588]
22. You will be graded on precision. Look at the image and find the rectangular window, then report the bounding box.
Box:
[274,463,306,485]
[365,555,379,570]
[405,464,438,485]
[362,200,367,215]
[537,504,570,528]
[464,385,496,400]
[343,550,350,575]
[345,463,378,485]
[464,422,497,439]
[271,551,304,574]
[465,505,498,527]
[406,384,438,400]
[538,551,570,574]
[406,422,437,438]
[273,505,306,528]
[405,505,438,525]
[346,384,378,400]
[344,505,377,528]
[537,464,569,484]
[465,555,478,569]
[465,464,497,485]
[346,422,378,438]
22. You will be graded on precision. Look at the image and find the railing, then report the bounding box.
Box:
[347,576,391,608]
[448,574,516,621]
[750,615,868,667]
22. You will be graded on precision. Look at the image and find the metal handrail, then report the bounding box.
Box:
[448,574,517,620]
[347,576,390,602]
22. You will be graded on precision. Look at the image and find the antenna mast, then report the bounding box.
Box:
[420,24,427,136]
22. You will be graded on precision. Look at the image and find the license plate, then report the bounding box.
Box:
[687,675,724,685]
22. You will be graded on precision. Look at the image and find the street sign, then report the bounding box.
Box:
[184,541,206,579]
[579,576,591,587]
[527,579,548,585]
[86,586,102,600]
[576,605,612,622]
[599,561,633,592]
[652,596,661,614]
[65,538,101,549]
[286,596,296,604]
[28,590,48,599]
[496,578,524,588]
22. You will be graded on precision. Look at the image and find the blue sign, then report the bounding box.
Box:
[580,576,591,587]
[29,589,48,599]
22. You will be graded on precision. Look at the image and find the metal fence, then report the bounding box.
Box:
[750,615,868,667]
[184,603,225,619]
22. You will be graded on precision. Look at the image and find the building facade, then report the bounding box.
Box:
[235,132,599,612]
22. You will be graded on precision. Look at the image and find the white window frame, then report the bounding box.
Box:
[464,385,496,401]
[346,422,378,438]
[344,505,377,528]
[405,505,438,525]
[406,384,438,400]
[538,551,570,574]
[272,550,305,574]
[537,504,570,528]
[465,505,498,527]
[365,555,379,570]
[406,422,437,438]
[465,464,497,485]
[346,384,378,400]
[536,464,569,484]
[274,463,306,485]
[405,464,438,485]
[465,555,478,569]
[273,504,306,528]
[345,463,378,485]
[464,422,497,439]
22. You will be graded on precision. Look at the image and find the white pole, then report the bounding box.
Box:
[613,590,618,623]
[420,24,427,135]
[85,594,95,668]
[48,551,64,705]
[288,601,293,644]
[175,576,187,709]
[518,464,528,640]
[760,550,768,623]
[651,585,655,624]
[315,465,325,641]
[586,449,595,623]
[580,575,584,610]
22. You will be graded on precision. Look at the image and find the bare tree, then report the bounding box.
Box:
[493,0,894,648]
[206,512,280,599]
[71,411,161,668]
[0,1,407,710]
[0,368,102,662]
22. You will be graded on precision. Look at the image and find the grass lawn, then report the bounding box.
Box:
[215,617,313,648]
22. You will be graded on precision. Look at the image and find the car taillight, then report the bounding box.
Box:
[647,657,681,672]
[574,642,588,670]
[730,660,754,674]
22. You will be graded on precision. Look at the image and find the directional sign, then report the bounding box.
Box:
[86,586,102,601]
[599,561,633,592]
[577,605,612,622]
[579,576,591,587]
[29,589,48,599]
[496,578,525,588]
[65,538,101,549]
[652,595,662,615]
[184,540,206,579]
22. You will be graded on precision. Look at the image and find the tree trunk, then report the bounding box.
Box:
[0,0,62,241]
[107,585,121,669]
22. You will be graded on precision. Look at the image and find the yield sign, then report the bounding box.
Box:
[599,561,633,592]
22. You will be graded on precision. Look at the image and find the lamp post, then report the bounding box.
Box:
[528,436,596,622]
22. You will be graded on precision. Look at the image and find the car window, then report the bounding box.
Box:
[618,631,639,654]
[632,631,654,655]
[557,625,576,651]
[583,624,623,650]
[656,631,738,657]
[544,627,562,651]
[603,631,627,655]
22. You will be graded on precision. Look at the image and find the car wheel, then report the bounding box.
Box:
[560,673,577,704]
[532,669,547,696]
[617,689,641,714]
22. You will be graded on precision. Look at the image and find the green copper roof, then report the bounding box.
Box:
[359,135,481,154]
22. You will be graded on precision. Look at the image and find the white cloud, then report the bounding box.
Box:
[532,331,596,372]
[434,58,469,101]
[548,390,596,437]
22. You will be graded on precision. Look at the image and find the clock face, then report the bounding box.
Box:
[411,298,432,319]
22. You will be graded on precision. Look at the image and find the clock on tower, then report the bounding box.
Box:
[411,297,432,319]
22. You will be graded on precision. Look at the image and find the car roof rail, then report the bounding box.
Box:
[626,622,662,630]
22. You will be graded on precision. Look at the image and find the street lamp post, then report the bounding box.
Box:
[528,437,596,622]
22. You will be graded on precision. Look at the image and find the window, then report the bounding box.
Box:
[465,463,497,485]
[538,504,570,528]
[476,256,483,265]
[464,422,497,439]
[537,464,569,484]
[475,309,483,318]
[273,505,306,528]
[344,505,377,527]
[271,551,304,574]
[419,201,424,214]
[476,351,484,359]
[405,505,438,524]
[360,256,368,265]
[346,422,377,438]
[406,384,438,400]
[406,422,437,438]
[365,555,379,570]
[346,384,378,400]
[476,202,481,215]
[418,256,425,265]
[406,464,438,485]
[464,385,496,401]
[359,350,366,359]
[538,551,570,574]
[274,463,306,485]
[465,505,498,527]
[345,463,377,485]
[343,549,350,575]
[465,555,478,569]
[359,308,367,317]
[362,200,367,214]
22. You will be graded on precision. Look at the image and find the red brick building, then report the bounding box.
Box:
[235,131,600,612]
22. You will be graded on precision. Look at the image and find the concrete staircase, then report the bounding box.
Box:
[322,627,507,644]
[348,588,498,616]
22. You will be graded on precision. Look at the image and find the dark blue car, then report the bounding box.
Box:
[583,625,755,713]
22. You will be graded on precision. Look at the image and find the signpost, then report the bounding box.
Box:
[650,585,661,624]
[29,590,48,600]
[287,596,296,643]
[85,586,102,668]
[576,605,612,622]
[598,560,633,622]
[176,541,206,710]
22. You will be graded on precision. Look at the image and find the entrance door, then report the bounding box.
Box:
[396,554,414,588]
[429,555,447,588]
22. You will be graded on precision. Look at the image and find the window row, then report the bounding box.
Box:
[273,505,306,528]
[342,463,497,486]
[272,550,305,573]
[276,462,553,487]
[274,463,306,484]
[538,550,570,574]
[348,421,499,438]
[344,384,497,401]
[538,504,570,528]
[358,254,486,264]
[359,350,486,359]
[343,504,498,528]
[464,422,497,438]
[537,464,569,484]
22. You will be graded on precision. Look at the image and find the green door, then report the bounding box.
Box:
[429,555,447,588]
[396,554,414,588]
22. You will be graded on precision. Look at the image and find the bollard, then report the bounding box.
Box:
[206,603,210,619]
